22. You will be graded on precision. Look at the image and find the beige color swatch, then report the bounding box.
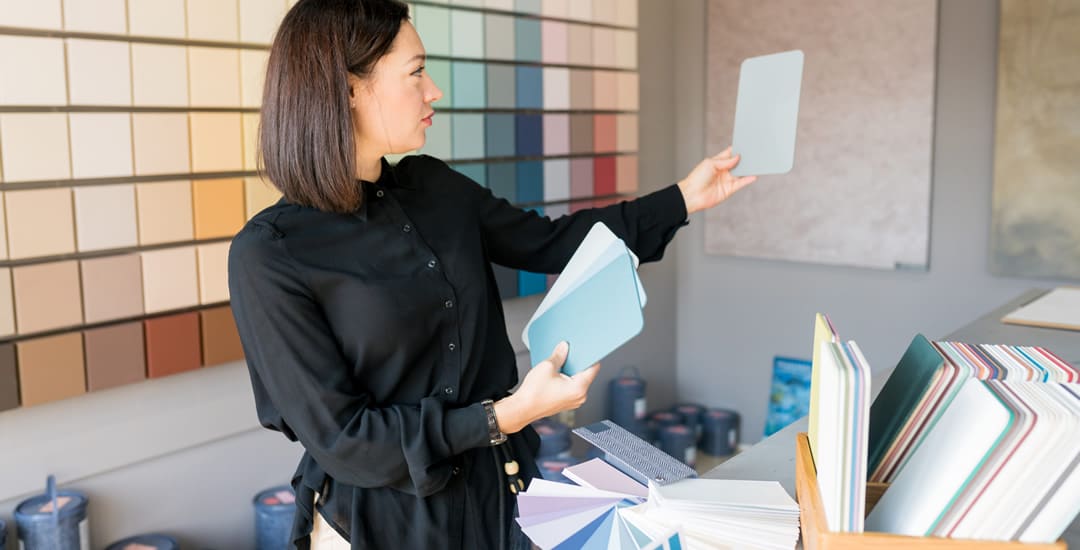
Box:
[66,38,131,106]
[131,43,189,107]
[81,254,144,323]
[5,188,76,260]
[63,0,126,33]
[567,0,593,22]
[141,246,199,314]
[593,70,618,111]
[616,155,638,194]
[242,113,260,171]
[592,0,617,24]
[543,67,570,110]
[198,241,231,304]
[0,36,67,105]
[0,0,62,29]
[84,322,146,392]
[614,30,637,70]
[567,24,593,66]
[0,193,7,258]
[69,113,134,178]
[0,268,14,337]
[188,47,242,107]
[542,0,569,18]
[187,0,239,41]
[570,69,594,110]
[136,181,194,245]
[241,50,269,108]
[239,0,288,44]
[616,114,638,152]
[616,0,638,27]
[0,113,71,182]
[127,0,185,38]
[592,27,616,67]
[18,333,86,407]
[616,72,639,111]
[190,113,243,172]
[12,260,83,334]
[193,178,245,239]
[133,113,191,175]
[245,177,282,219]
[73,184,139,252]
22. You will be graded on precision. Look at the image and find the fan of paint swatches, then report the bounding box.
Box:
[516,478,654,550]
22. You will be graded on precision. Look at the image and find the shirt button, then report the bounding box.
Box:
[443,386,454,395]
[448,343,456,351]
[451,466,462,476]
[376,190,385,198]
[444,299,454,309]
[427,259,437,269]
[403,224,412,233]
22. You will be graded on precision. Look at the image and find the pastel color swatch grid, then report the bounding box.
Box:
[412,0,641,299]
[0,0,282,411]
[0,0,638,410]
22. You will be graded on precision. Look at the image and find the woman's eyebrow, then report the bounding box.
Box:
[403,54,426,66]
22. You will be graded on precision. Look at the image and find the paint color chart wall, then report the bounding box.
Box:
[410,0,641,298]
[0,0,295,412]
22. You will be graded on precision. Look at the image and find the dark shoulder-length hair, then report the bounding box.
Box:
[260,0,410,213]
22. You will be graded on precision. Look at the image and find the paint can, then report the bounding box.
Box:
[608,367,647,437]
[14,476,90,550]
[104,534,180,550]
[659,424,696,467]
[673,403,706,441]
[0,518,6,550]
[701,408,740,456]
[533,417,571,459]
[647,410,681,446]
[254,485,296,550]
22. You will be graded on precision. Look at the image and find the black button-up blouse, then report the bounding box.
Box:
[228,154,689,549]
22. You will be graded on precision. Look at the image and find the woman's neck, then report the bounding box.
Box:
[356,155,383,182]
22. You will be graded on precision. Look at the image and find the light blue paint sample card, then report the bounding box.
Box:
[730,50,804,176]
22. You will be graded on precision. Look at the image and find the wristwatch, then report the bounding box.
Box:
[481,399,507,446]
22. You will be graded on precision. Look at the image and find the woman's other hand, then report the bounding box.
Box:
[677,146,757,215]
[493,342,600,434]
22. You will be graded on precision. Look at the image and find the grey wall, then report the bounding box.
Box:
[673,0,1075,443]
[0,1,681,547]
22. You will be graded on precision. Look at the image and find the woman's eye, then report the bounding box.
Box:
[412,66,425,76]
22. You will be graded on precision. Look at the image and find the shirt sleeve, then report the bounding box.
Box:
[228,222,490,497]
[463,167,690,273]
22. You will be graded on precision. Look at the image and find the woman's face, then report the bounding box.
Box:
[351,21,443,159]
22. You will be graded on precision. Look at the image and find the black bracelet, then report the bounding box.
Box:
[481,399,507,446]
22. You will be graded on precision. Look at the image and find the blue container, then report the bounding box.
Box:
[647,411,681,446]
[532,417,571,459]
[673,403,706,442]
[15,476,90,550]
[659,424,697,467]
[701,408,740,456]
[105,534,179,550]
[535,456,583,484]
[608,367,647,437]
[254,485,296,550]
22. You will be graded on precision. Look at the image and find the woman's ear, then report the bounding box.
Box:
[347,74,362,108]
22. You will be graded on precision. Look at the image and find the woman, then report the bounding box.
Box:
[228,0,756,548]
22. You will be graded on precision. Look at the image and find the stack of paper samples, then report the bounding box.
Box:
[806,313,871,533]
[620,479,800,550]
[523,222,646,375]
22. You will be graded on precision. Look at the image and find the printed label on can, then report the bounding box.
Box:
[634,398,646,419]
[79,518,90,550]
[275,490,296,504]
[728,428,737,448]
[685,447,697,467]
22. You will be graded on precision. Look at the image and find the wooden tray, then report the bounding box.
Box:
[794,432,1066,550]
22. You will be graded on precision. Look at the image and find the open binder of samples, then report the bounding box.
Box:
[863,336,1080,543]
[523,222,646,375]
